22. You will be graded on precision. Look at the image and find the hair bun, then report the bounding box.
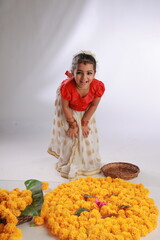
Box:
[74,50,97,61]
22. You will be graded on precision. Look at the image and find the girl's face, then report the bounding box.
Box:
[73,63,95,89]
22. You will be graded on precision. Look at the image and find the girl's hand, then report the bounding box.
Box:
[66,126,78,139]
[82,126,90,138]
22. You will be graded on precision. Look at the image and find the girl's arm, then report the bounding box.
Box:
[61,97,101,122]
[81,97,101,138]
[61,98,78,138]
[82,97,101,122]
[61,98,74,121]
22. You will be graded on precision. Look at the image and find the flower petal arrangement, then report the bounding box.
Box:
[0,179,47,240]
[40,177,159,240]
[0,177,159,240]
[0,186,33,240]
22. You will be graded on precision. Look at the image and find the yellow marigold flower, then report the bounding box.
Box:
[103,232,115,240]
[79,220,89,229]
[0,205,18,225]
[60,220,69,228]
[58,228,69,240]
[34,216,44,226]
[55,216,64,224]
[3,223,16,234]
[89,217,97,225]
[149,213,159,225]
[150,205,159,214]
[17,200,27,211]
[13,188,21,193]
[8,237,20,240]
[0,192,8,201]
[72,220,80,228]
[111,224,121,235]
[122,231,132,239]
[125,209,133,217]
[81,201,91,209]
[0,233,9,240]
[79,226,86,233]
[115,235,125,240]
[37,176,159,240]
[47,217,55,226]
[120,223,129,232]
[90,209,101,218]
[6,200,17,210]
[118,209,126,218]
[22,196,32,206]
[85,176,93,182]
[11,209,21,217]
[129,227,140,239]
[77,232,87,240]
[20,189,31,197]
[12,228,22,238]
[53,225,60,235]
[0,223,4,232]
[68,229,79,240]
[42,182,49,191]
[140,225,149,236]
[147,198,155,205]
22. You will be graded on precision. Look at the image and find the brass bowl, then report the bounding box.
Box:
[101,162,140,180]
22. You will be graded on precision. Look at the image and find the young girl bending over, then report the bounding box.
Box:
[48,51,105,180]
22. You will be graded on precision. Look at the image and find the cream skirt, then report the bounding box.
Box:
[48,88,101,180]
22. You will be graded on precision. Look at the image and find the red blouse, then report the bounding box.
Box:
[60,78,105,111]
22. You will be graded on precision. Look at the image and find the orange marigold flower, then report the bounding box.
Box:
[34,216,44,226]
[3,223,16,234]
[0,223,4,232]
[1,176,159,240]
[42,182,49,191]
[0,233,10,240]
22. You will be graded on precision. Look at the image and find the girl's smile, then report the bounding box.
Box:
[73,63,95,89]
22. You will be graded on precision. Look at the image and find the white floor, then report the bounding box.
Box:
[0,125,160,239]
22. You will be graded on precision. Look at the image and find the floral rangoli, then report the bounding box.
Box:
[40,177,159,240]
[0,177,159,240]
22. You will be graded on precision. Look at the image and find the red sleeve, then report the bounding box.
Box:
[60,81,72,101]
[95,81,105,97]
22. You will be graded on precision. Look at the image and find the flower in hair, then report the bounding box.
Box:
[74,50,97,61]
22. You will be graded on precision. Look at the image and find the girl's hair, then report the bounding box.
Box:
[71,51,97,72]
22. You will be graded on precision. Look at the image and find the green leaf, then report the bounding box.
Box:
[21,179,44,217]
[83,194,95,198]
[119,205,131,209]
[105,194,117,198]
[30,222,36,227]
[75,208,89,216]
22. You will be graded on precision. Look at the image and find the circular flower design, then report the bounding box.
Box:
[41,176,159,240]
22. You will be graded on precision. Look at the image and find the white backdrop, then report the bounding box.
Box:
[1,2,160,238]
[0,0,160,170]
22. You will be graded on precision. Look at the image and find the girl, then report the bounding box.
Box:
[48,51,105,180]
